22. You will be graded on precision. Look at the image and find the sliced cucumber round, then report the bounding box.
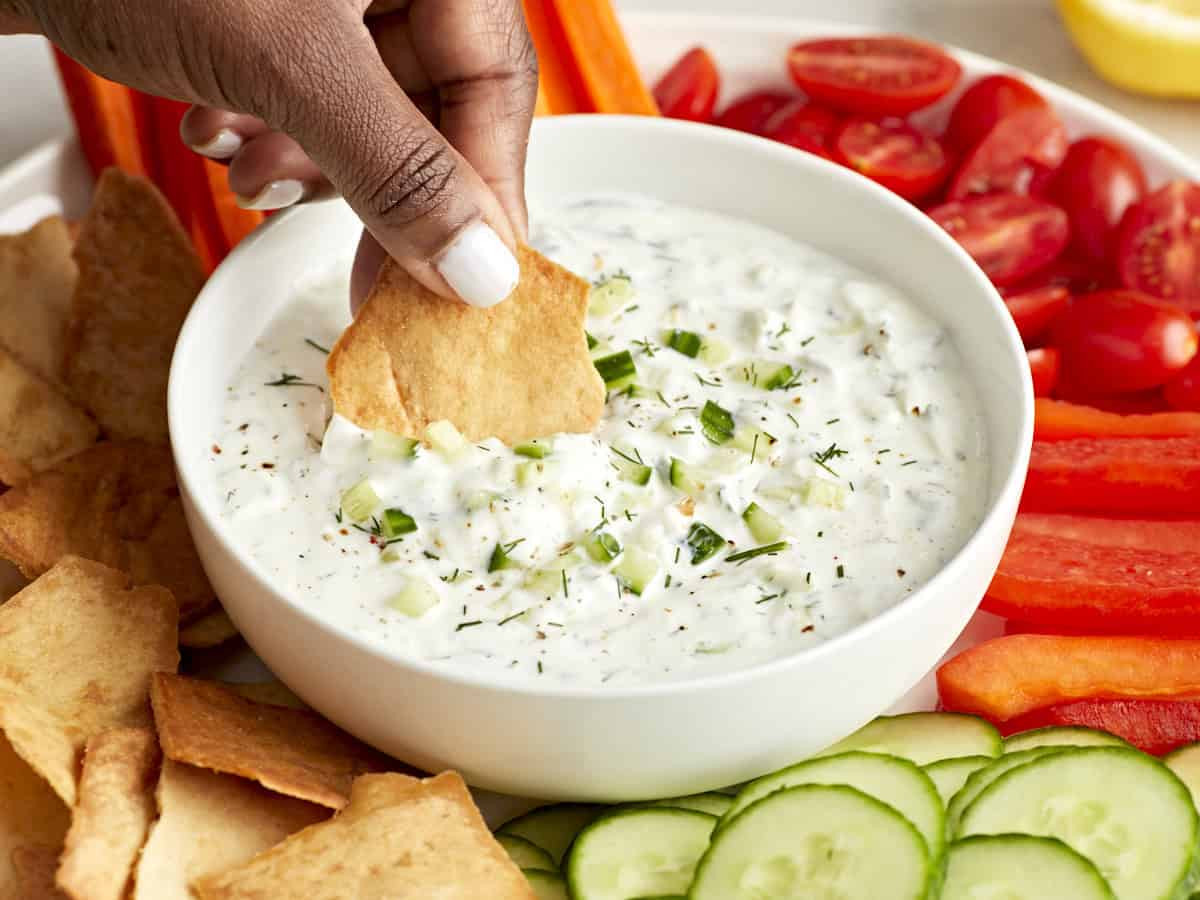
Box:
[691,784,931,900]
[1165,743,1200,808]
[498,833,556,872]
[941,834,1115,900]
[645,792,733,818]
[1003,726,1133,753]
[523,868,569,900]
[497,803,605,865]
[923,755,993,806]
[958,747,1198,900]
[565,807,715,900]
[723,751,944,859]
[947,747,1066,836]
[816,712,1002,765]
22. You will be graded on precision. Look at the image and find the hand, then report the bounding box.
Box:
[8,0,538,308]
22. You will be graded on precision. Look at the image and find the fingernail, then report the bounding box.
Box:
[435,222,520,308]
[236,180,305,211]
[191,129,243,160]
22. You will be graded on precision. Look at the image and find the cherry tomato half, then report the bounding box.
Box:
[1052,289,1199,393]
[928,193,1070,286]
[1117,180,1200,313]
[1165,355,1200,411]
[714,90,793,135]
[1001,252,1116,298]
[1005,286,1070,346]
[948,107,1068,200]
[786,36,961,117]
[761,99,841,158]
[945,74,1049,152]
[1028,348,1060,397]
[1050,137,1147,267]
[1053,382,1171,414]
[653,47,720,122]
[833,118,951,202]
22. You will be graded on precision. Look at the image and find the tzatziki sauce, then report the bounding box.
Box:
[210,194,989,686]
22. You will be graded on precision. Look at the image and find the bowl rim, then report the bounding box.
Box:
[168,113,1033,701]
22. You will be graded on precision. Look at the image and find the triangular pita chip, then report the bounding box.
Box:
[328,245,604,444]
[132,760,327,900]
[0,733,70,900]
[193,772,535,900]
[0,344,97,486]
[150,674,391,809]
[56,728,160,900]
[178,609,239,649]
[65,168,205,441]
[225,680,307,711]
[0,216,76,385]
[0,556,178,805]
[11,844,68,899]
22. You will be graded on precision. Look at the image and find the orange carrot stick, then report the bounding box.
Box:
[52,50,149,178]
[522,0,593,115]
[545,0,659,115]
[202,159,264,255]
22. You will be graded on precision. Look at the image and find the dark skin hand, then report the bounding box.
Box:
[1,0,539,309]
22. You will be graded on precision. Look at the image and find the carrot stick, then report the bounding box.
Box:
[52,50,149,178]
[202,159,264,255]
[522,0,593,114]
[545,0,659,115]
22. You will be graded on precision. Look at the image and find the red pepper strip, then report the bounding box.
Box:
[1035,397,1200,441]
[1023,436,1200,515]
[937,634,1200,722]
[1002,698,1200,756]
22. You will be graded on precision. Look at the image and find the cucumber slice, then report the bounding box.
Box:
[386,578,439,618]
[614,546,657,596]
[947,747,1065,836]
[523,869,568,900]
[723,751,945,860]
[664,329,703,358]
[589,273,634,317]
[497,803,604,865]
[1003,726,1133,753]
[692,784,930,900]
[941,835,1115,900]
[729,426,776,457]
[958,747,1198,900]
[668,457,705,495]
[583,531,622,564]
[613,453,653,486]
[565,808,715,900]
[699,400,735,445]
[1165,743,1200,808]
[498,834,556,872]
[799,476,847,510]
[425,419,468,457]
[697,336,730,365]
[685,522,725,565]
[339,478,379,523]
[368,430,417,461]
[742,503,785,543]
[923,755,992,806]
[647,792,734,818]
[817,712,1003,766]
[595,350,637,390]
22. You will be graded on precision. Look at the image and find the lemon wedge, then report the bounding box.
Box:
[1057,0,1200,97]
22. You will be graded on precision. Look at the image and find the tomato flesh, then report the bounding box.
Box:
[786,36,961,117]
[1001,252,1116,298]
[1027,348,1059,397]
[713,90,792,135]
[832,118,950,201]
[1052,289,1198,393]
[761,99,841,158]
[1004,286,1069,345]
[948,107,1068,199]
[652,47,720,122]
[928,193,1070,286]
[945,74,1048,152]
[1118,180,1200,313]
[1051,137,1147,267]
[1165,354,1200,412]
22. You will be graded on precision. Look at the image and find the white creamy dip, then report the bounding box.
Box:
[211,194,989,686]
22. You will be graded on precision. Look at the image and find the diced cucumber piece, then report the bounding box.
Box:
[425,419,468,458]
[1165,743,1200,809]
[729,425,776,457]
[380,507,417,538]
[497,834,556,872]
[517,459,558,488]
[947,748,1065,836]
[488,541,523,573]
[594,350,637,390]
[685,522,725,565]
[368,430,417,461]
[742,503,785,543]
[817,712,1003,766]
[723,751,944,860]
[523,552,582,594]
[523,869,568,900]
[958,747,1198,900]
[497,804,605,865]
[668,457,706,495]
[614,546,657,596]
[586,331,598,350]
[941,835,1115,900]
[589,273,634,317]
[923,755,992,806]
[515,440,551,459]
[698,335,731,365]
[801,476,847,510]
[583,531,621,564]
[339,478,379,523]
[612,448,653,486]
[464,490,498,512]
[1003,726,1133,753]
[692,785,931,900]
[737,360,795,391]
[664,329,703,358]
[699,400,734,444]
[386,578,438,618]
[647,792,734,818]
[566,808,715,900]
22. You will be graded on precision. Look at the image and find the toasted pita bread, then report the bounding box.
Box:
[132,760,327,900]
[178,609,238,649]
[56,728,159,900]
[0,734,70,900]
[193,772,535,900]
[0,345,97,486]
[65,169,205,441]
[328,246,603,445]
[0,216,76,385]
[0,560,26,604]
[225,681,306,711]
[0,557,178,806]
[150,674,390,809]
[11,844,67,900]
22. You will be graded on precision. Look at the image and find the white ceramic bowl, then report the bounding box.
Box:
[168,114,1032,801]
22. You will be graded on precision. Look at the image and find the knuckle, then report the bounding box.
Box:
[360,134,457,229]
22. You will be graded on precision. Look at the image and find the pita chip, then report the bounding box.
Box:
[0,561,26,605]
[0,345,97,486]
[0,734,69,900]
[150,674,390,809]
[328,246,604,445]
[178,609,239,649]
[65,168,205,442]
[11,844,68,900]
[194,772,535,900]
[132,760,327,900]
[0,216,76,385]
[0,556,178,806]
[56,728,159,900]
[225,681,307,711]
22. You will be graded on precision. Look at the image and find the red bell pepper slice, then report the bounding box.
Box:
[1001,698,1200,756]
[937,634,1200,722]
[1034,397,1200,440]
[1023,435,1200,515]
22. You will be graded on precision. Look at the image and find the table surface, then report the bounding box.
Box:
[2,0,1197,172]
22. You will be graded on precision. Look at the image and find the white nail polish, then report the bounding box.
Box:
[236,180,305,211]
[191,128,242,160]
[435,222,521,308]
